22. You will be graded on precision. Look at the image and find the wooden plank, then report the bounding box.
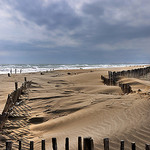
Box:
[6,141,12,150]
[78,137,82,150]
[146,144,150,150]
[30,141,34,150]
[24,77,27,82]
[42,140,45,150]
[104,138,109,150]
[15,82,18,91]
[52,138,57,150]
[19,140,21,150]
[131,142,136,150]
[120,140,124,150]
[84,137,93,150]
[65,137,69,150]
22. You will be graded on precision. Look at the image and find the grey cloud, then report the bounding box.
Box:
[7,0,150,45]
[82,3,104,17]
[8,0,82,30]
[70,0,150,47]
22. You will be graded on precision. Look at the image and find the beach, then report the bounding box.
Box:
[1,66,150,150]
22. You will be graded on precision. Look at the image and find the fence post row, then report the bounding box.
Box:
[101,66,150,86]
[4,138,150,150]
[101,66,150,93]
[0,78,31,130]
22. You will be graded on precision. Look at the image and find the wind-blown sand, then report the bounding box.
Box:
[1,66,150,150]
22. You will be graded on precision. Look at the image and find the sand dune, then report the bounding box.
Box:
[1,67,150,149]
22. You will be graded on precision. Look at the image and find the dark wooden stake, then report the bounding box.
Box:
[8,73,11,77]
[84,137,93,150]
[30,141,34,150]
[15,82,18,91]
[24,77,27,82]
[52,138,57,150]
[6,141,12,150]
[78,137,82,150]
[120,140,124,150]
[131,142,136,150]
[19,140,21,150]
[146,144,150,150]
[104,138,109,150]
[65,137,69,150]
[42,140,45,150]
[90,138,94,150]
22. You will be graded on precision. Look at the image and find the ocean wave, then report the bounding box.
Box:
[0,64,148,74]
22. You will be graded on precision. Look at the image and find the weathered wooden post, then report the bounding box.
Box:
[65,137,69,150]
[108,71,112,85]
[120,140,124,150]
[15,69,17,74]
[19,140,21,150]
[78,136,82,150]
[24,77,27,82]
[52,138,57,150]
[84,137,94,150]
[30,141,34,150]
[8,73,11,77]
[122,84,124,93]
[104,138,109,150]
[24,77,27,88]
[146,144,150,150]
[42,140,45,150]
[15,82,18,91]
[90,138,94,150]
[6,141,12,150]
[131,142,136,150]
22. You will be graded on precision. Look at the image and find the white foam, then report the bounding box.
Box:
[0,64,149,74]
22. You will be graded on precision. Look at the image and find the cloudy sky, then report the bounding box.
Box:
[0,0,150,64]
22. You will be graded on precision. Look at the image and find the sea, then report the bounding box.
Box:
[0,64,149,74]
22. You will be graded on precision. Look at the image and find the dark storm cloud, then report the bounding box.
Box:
[1,0,150,63]
[7,0,150,44]
[75,0,150,45]
[8,0,82,30]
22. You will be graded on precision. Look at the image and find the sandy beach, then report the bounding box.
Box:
[1,66,150,150]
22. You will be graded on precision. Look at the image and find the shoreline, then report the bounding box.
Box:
[0,64,149,75]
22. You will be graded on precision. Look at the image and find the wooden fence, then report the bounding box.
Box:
[114,66,150,78]
[101,75,132,94]
[101,66,150,94]
[4,137,150,150]
[0,77,31,130]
